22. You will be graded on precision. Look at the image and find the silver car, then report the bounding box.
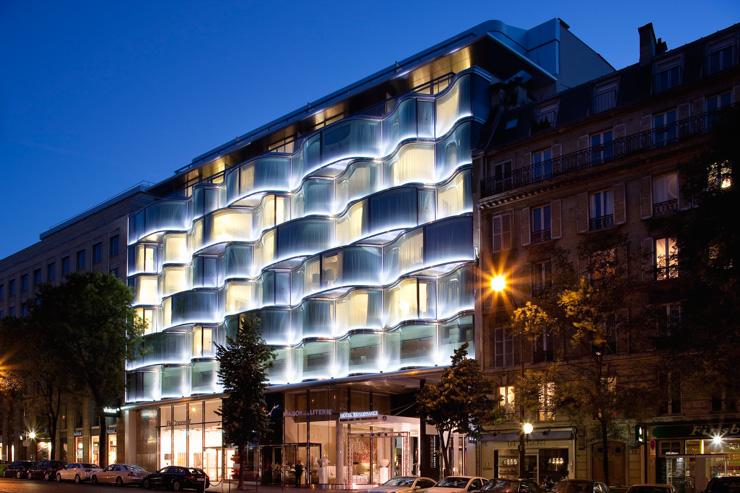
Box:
[91,464,150,486]
[370,477,438,493]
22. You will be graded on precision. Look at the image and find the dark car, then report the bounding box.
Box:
[3,461,36,479]
[143,465,210,492]
[705,477,740,493]
[483,479,544,493]
[553,480,609,493]
[28,460,66,481]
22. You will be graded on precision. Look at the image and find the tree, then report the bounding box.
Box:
[416,343,500,477]
[216,314,274,490]
[0,311,73,460]
[31,272,142,466]
[662,106,740,402]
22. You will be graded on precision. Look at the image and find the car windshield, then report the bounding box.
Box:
[627,487,670,493]
[130,465,146,472]
[82,464,97,468]
[555,482,594,493]
[483,480,519,493]
[385,478,415,486]
[438,478,470,488]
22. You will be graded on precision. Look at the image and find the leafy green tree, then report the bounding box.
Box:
[216,314,274,490]
[31,272,142,466]
[416,343,500,477]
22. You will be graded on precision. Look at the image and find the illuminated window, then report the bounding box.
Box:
[336,201,365,244]
[161,266,189,296]
[163,233,189,264]
[190,219,204,252]
[655,237,679,280]
[321,253,341,288]
[386,279,419,327]
[239,165,255,195]
[304,258,320,293]
[336,291,370,332]
[708,161,732,190]
[437,172,466,218]
[135,275,159,305]
[255,230,275,269]
[390,145,434,186]
[135,244,158,273]
[498,385,515,413]
[211,209,252,243]
[435,78,462,136]
[136,307,156,334]
[397,230,424,273]
[193,326,214,357]
[224,282,256,314]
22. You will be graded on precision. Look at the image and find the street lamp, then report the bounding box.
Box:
[490,271,529,478]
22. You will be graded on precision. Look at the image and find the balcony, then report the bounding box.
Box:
[653,199,678,217]
[481,108,723,197]
[531,229,551,244]
[589,214,614,231]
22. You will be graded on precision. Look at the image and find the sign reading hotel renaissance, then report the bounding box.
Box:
[339,411,379,421]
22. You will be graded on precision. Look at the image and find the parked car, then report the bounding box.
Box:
[28,460,66,480]
[370,476,438,493]
[92,463,150,486]
[625,484,675,493]
[142,466,210,492]
[56,463,102,483]
[483,479,544,493]
[3,461,35,479]
[429,476,489,493]
[553,480,610,493]
[705,477,740,493]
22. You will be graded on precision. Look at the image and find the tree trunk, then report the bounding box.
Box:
[98,411,107,466]
[601,419,609,485]
[237,443,245,490]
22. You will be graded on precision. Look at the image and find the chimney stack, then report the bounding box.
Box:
[639,23,668,65]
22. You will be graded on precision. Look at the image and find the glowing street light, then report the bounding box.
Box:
[27,430,37,440]
[522,422,534,435]
[712,434,724,446]
[490,274,507,293]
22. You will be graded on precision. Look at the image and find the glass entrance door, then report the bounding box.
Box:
[348,431,411,486]
[203,447,222,482]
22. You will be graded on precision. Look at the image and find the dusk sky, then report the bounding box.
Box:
[1,0,738,258]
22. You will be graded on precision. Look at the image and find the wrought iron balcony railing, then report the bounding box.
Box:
[589,214,614,231]
[482,109,720,197]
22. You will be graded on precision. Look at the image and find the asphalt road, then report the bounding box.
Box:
[0,478,236,493]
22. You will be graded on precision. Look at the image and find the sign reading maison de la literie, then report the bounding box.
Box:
[652,422,740,439]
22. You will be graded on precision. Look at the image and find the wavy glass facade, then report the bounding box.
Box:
[126,71,491,402]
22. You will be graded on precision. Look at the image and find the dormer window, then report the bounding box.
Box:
[593,80,618,113]
[536,101,559,128]
[706,37,736,75]
[653,56,683,94]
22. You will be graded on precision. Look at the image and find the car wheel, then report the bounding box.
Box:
[92,475,98,485]
[57,473,63,482]
[173,479,182,491]
[116,476,124,487]
[74,474,81,484]
[143,478,152,489]
[16,471,22,479]
[44,472,50,481]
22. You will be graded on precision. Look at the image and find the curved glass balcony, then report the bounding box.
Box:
[127,330,191,370]
[129,200,190,243]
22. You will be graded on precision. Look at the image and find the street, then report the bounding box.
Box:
[0,478,240,493]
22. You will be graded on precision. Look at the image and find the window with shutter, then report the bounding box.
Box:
[653,172,679,216]
[492,213,512,252]
[531,205,551,243]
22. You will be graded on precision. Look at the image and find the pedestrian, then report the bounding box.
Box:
[295,459,304,488]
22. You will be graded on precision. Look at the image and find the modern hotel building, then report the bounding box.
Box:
[121,19,613,483]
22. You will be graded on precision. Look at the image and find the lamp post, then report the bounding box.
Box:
[490,274,529,479]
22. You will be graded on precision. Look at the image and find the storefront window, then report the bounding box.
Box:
[90,436,100,465]
[108,435,117,465]
[75,436,84,462]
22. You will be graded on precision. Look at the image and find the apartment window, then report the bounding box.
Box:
[498,385,516,414]
[193,326,214,357]
[591,130,613,165]
[9,279,16,297]
[109,235,120,257]
[593,81,618,113]
[20,274,29,294]
[539,382,555,421]
[589,190,614,230]
[532,148,553,181]
[653,59,682,93]
[93,242,103,264]
[708,161,733,190]
[494,327,514,368]
[33,269,42,288]
[658,302,682,337]
[531,205,551,243]
[653,172,679,216]
[706,91,732,129]
[536,102,558,127]
[655,237,679,280]
[76,250,86,271]
[531,260,552,296]
[62,256,71,277]
[47,262,56,284]
[706,40,736,75]
[492,213,512,252]
[489,160,512,193]
[267,135,296,154]
[654,109,677,147]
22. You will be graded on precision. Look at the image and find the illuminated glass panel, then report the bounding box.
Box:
[163,233,189,264]
[161,266,189,297]
[390,145,435,186]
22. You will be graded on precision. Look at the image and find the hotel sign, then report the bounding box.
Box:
[284,409,334,418]
[339,411,379,421]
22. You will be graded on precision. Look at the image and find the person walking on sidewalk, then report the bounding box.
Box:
[295,460,304,488]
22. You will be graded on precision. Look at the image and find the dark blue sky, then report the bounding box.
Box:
[1,0,738,258]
